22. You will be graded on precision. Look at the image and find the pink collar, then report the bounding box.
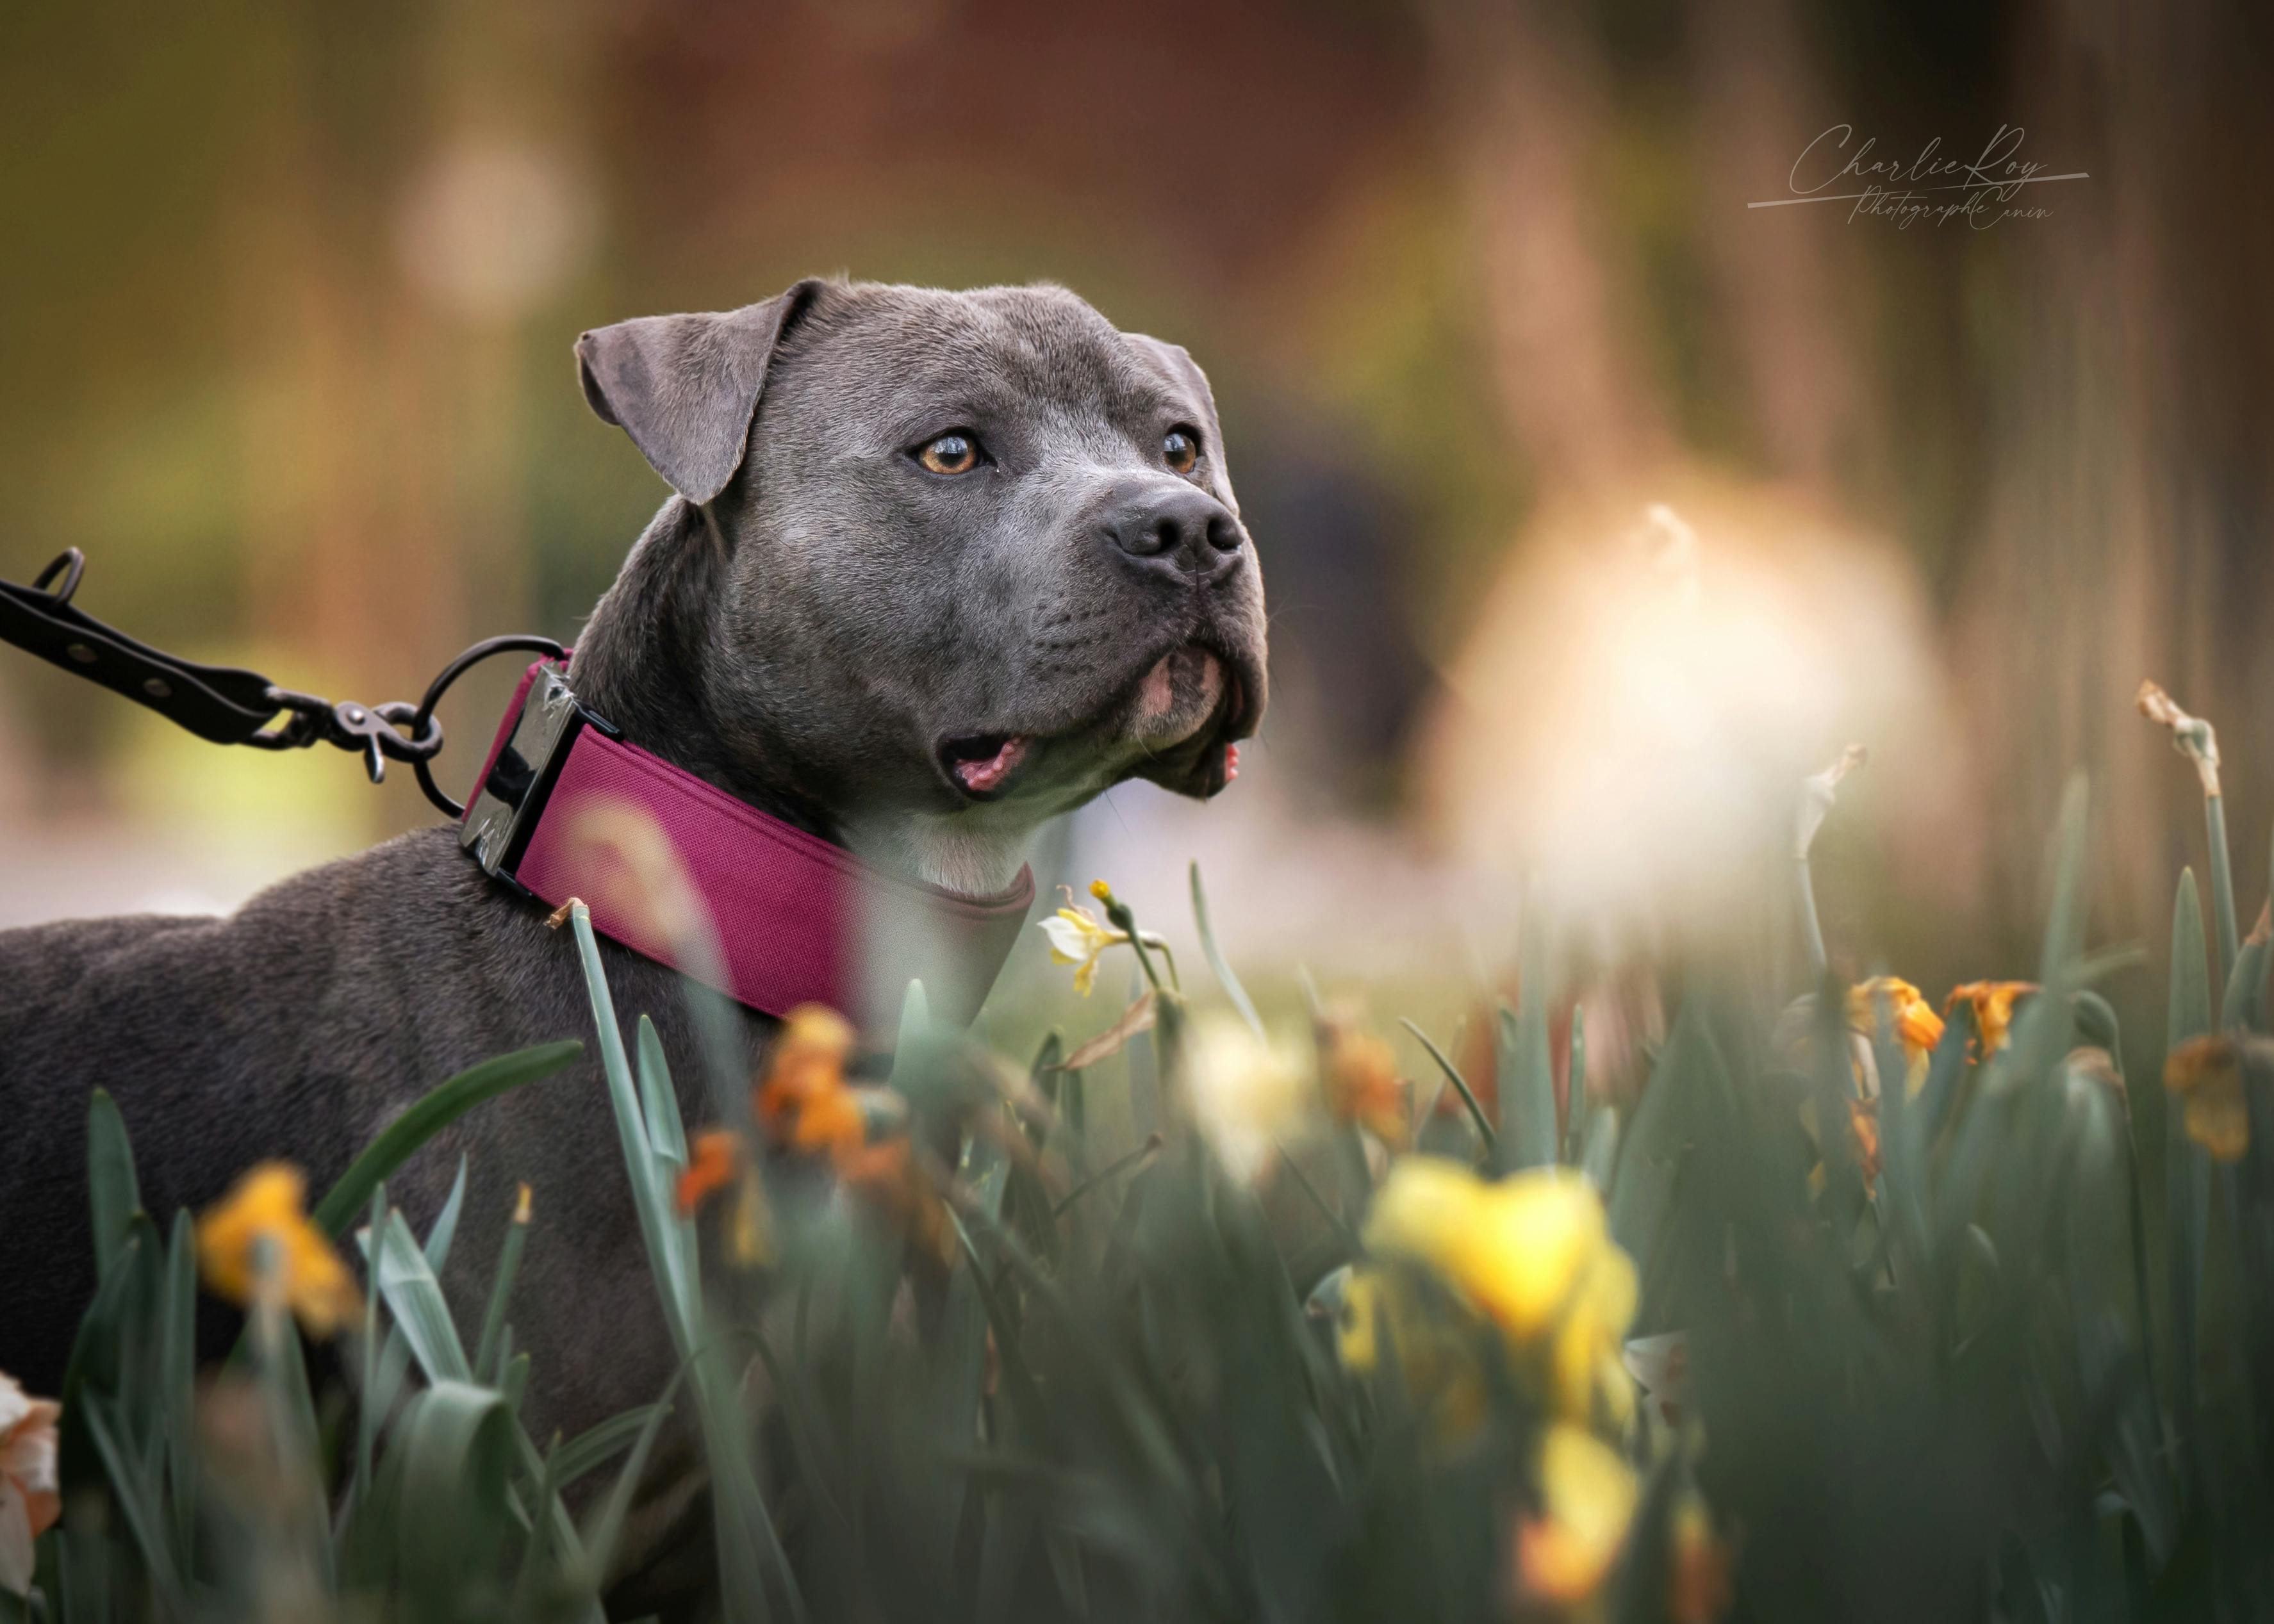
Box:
[459,659,1034,1028]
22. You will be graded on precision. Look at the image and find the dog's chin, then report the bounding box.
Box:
[931,639,1262,808]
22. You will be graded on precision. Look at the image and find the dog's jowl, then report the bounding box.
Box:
[0,279,1265,1582]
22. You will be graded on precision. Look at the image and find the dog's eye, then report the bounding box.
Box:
[1163,427,1200,475]
[916,432,982,476]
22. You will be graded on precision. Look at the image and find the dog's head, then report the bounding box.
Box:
[572,279,1267,891]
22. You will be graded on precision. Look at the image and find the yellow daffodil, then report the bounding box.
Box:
[1331,1267,1489,1443]
[1364,1158,1638,1423]
[1515,1422,1638,1606]
[1317,1001,1411,1149]
[0,1372,60,1596]
[195,1163,363,1338]
[1945,981,2036,1056]
[2164,1034,2257,1162]
[1037,901,1132,996]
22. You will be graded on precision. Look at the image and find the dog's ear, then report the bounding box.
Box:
[1127,333,1238,516]
[576,280,823,505]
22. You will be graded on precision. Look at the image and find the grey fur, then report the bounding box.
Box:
[0,279,1266,1604]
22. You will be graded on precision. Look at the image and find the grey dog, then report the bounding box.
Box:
[0,278,1265,1593]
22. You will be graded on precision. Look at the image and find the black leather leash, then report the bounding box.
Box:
[0,548,563,817]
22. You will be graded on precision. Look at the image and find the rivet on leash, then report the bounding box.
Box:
[545,898,584,930]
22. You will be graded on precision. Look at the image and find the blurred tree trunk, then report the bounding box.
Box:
[1951,0,2274,946]
[1419,0,1672,504]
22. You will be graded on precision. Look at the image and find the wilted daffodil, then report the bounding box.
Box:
[1945,981,2036,1056]
[2164,1033,2263,1163]
[1846,977,1944,1095]
[1362,1158,1637,1425]
[0,1372,60,1596]
[1515,1422,1639,1607]
[195,1163,363,1337]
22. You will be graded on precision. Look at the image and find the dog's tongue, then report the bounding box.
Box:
[951,734,1030,794]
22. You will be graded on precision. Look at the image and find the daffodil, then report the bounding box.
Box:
[1037,900,1132,997]
[1331,1267,1488,1443]
[2164,1034,2259,1162]
[0,1372,59,1596]
[1317,1001,1411,1149]
[1945,981,2036,1055]
[1364,1158,1638,1423]
[195,1163,363,1338]
[755,1004,864,1157]
[1847,977,1944,1095]
[1186,1012,1310,1183]
[1514,1422,1638,1606]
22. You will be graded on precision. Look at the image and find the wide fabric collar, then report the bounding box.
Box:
[459,659,1034,1028]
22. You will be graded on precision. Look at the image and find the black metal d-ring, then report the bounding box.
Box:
[410,634,567,818]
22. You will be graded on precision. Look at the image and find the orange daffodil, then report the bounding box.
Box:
[0,1372,60,1596]
[1946,981,2036,1056]
[677,1004,951,1263]
[1845,976,1945,1097]
[195,1163,363,1337]
[1316,1001,1412,1151]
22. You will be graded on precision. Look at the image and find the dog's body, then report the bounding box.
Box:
[0,279,1265,1595]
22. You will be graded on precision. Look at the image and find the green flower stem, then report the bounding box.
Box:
[2206,791,2241,983]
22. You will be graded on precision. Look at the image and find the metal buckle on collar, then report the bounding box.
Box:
[459,665,618,884]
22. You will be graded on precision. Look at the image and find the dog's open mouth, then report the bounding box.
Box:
[937,732,1032,799]
[937,641,1258,805]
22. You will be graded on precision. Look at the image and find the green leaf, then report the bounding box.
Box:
[84,1089,141,1285]
[636,1013,690,1170]
[579,1374,685,1587]
[1497,900,1557,1172]
[391,1381,518,1608]
[158,1211,197,1567]
[370,1208,472,1383]
[78,1395,187,1618]
[1191,860,1264,1040]
[473,1188,532,1388]
[561,905,793,1624]
[1399,1017,1494,1154]
[551,1401,665,1490]
[313,1040,582,1237]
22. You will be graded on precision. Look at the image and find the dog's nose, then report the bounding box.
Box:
[1103,485,1245,583]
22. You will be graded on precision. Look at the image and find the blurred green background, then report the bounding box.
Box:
[2,0,2270,1006]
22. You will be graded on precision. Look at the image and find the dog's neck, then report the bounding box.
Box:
[568,502,1035,899]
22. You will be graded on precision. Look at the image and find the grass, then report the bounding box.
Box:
[7,732,2274,1623]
